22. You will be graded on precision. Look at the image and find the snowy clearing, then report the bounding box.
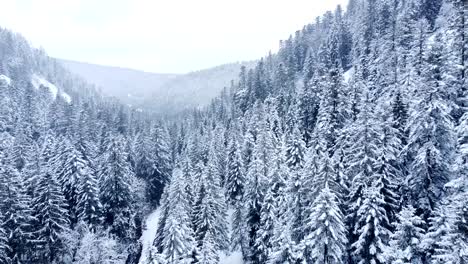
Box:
[0,74,11,86]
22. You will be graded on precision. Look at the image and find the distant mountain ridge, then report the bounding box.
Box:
[59,58,255,113]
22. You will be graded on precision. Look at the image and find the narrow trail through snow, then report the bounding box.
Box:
[138,208,161,264]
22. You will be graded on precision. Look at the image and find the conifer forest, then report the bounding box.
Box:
[0,0,467,263]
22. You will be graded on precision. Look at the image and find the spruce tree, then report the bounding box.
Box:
[303,182,347,264]
[99,135,135,240]
[161,169,195,264]
[31,134,69,263]
[0,211,11,264]
[225,135,244,205]
[405,31,456,220]
[386,205,425,264]
[351,185,391,264]
[0,150,32,262]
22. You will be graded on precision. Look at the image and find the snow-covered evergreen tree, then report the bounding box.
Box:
[31,134,70,263]
[0,211,11,264]
[99,135,135,240]
[405,31,456,220]
[225,135,244,205]
[304,182,347,264]
[351,185,391,264]
[161,169,195,264]
[386,205,425,264]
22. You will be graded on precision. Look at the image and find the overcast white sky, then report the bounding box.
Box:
[0,0,348,73]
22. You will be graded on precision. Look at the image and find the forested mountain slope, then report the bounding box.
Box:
[150,0,467,263]
[0,27,173,263]
[60,58,255,114]
[0,0,467,263]
[58,59,178,109]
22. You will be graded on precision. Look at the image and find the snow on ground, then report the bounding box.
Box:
[139,208,161,264]
[343,66,354,83]
[220,251,243,264]
[31,74,58,99]
[0,74,11,86]
[61,92,72,103]
[31,74,72,103]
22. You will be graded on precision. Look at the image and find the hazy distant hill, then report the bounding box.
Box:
[59,59,255,113]
[58,59,178,107]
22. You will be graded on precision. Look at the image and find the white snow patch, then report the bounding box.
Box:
[343,67,354,83]
[61,92,72,103]
[31,74,58,99]
[31,74,72,103]
[0,75,11,86]
[220,251,244,264]
[139,208,161,264]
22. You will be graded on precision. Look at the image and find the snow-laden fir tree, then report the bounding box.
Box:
[386,205,425,264]
[74,229,126,264]
[153,186,170,254]
[426,199,468,264]
[0,153,32,262]
[54,137,97,228]
[160,168,195,264]
[245,138,267,264]
[198,230,219,264]
[351,185,391,264]
[99,135,135,240]
[255,176,277,263]
[192,143,228,259]
[76,159,102,231]
[31,134,70,263]
[225,134,244,205]
[303,181,347,264]
[0,211,11,264]
[405,31,456,220]
[284,125,306,261]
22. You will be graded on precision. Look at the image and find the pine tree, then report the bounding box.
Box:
[0,149,32,262]
[225,135,244,205]
[198,231,219,264]
[374,119,402,226]
[193,144,228,259]
[76,163,102,231]
[99,135,135,240]
[245,141,267,264]
[0,211,11,264]
[284,126,306,260]
[31,134,70,263]
[345,92,382,260]
[54,137,93,227]
[351,185,391,264]
[151,126,172,205]
[161,169,195,264]
[386,205,425,264]
[405,31,456,220]
[427,199,468,264]
[134,131,158,204]
[303,182,347,264]
[153,187,170,254]
[255,179,276,263]
[231,201,248,259]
